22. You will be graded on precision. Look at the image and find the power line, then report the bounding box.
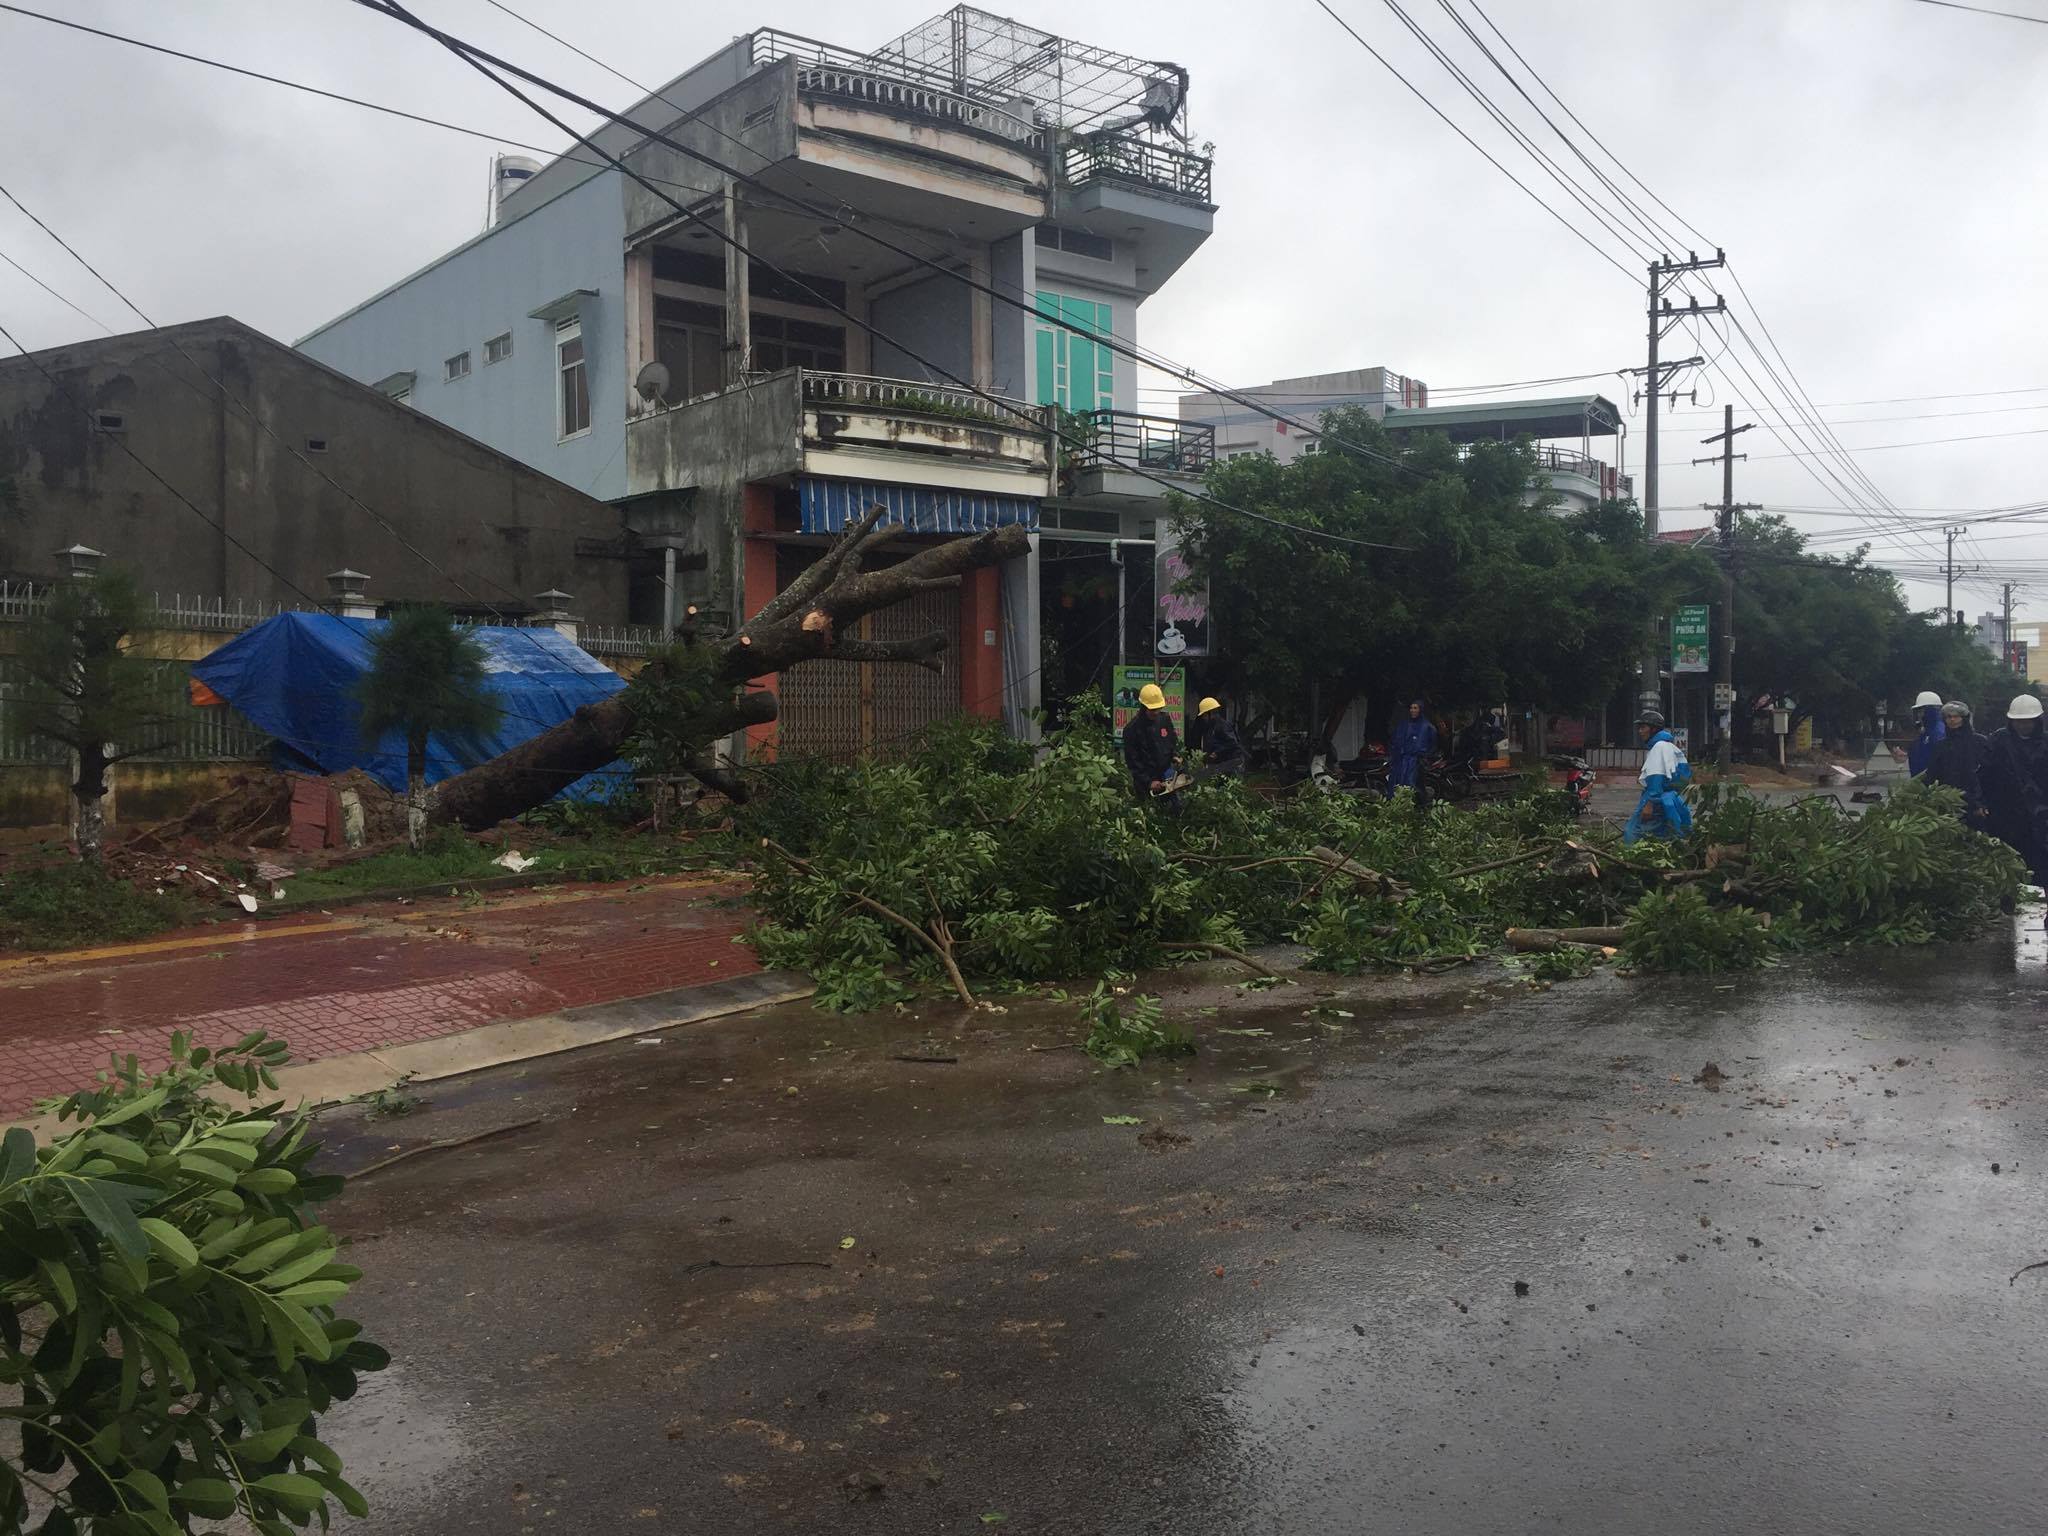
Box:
[1461,0,1715,252]
[352,0,1414,554]
[1308,0,1639,282]
[1368,0,1661,268]
[0,0,1430,483]
[0,244,113,335]
[0,178,526,616]
[1902,0,2048,22]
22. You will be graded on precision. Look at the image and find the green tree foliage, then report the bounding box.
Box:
[736,714,2022,995]
[354,607,500,849]
[1706,515,2028,744]
[1,1031,387,1534]
[1171,410,1696,732]
[14,571,176,865]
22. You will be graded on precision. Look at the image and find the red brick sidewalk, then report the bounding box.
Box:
[0,876,758,1117]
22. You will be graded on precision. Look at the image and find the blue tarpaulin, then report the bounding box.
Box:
[190,612,627,797]
[799,477,1040,535]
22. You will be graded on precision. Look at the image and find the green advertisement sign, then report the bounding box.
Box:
[1112,664,1186,741]
[1672,605,1710,674]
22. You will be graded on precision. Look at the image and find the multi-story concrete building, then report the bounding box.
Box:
[1180,367,1631,515]
[299,6,1217,753]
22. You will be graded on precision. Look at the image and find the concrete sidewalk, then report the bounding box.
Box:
[0,873,787,1121]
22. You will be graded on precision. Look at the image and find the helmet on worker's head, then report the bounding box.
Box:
[1943,699,1972,720]
[1196,696,1222,717]
[2009,693,2044,720]
[1635,708,1665,727]
[1913,690,1943,709]
[1138,683,1167,710]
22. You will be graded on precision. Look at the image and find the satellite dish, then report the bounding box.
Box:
[634,360,673,405]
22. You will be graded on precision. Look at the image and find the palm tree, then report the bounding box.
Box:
[355,607,501,849]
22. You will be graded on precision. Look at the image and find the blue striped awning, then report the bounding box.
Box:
[798,477,1041,536]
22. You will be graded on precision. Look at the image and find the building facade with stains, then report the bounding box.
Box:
[298,6,1219,754]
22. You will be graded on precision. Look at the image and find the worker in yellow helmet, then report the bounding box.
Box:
[1195,696,1246,778]
[1122,681,1182,802]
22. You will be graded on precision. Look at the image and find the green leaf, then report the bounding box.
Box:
[81,1132,148,1169]
[138,1217,200,1272]
[225,1421,299,1463]
[64,1175,150,1263]
[234,1229,316,1276]
[208,1119,277,1142]
[91,1085,168,1128]
[122,1468,170,1511]
[170,1476,238,1515]
[308,1469,368,1518]
[36,1259,76,1315]
[276,1280,350,1308]
[251,1472,327,1512]
[291,1436,343,1474]
[175,1152,240,1188]
[1101,1115,1144,1126]
[239,1167,298,1195]
[262,1246,340,1290]
[0,1127,34,1188]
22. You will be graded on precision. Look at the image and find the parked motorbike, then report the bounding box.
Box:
[1554,754,1594,819]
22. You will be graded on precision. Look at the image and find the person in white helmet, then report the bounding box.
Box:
[1985,692,2048,882]
[1907,689,1946,777]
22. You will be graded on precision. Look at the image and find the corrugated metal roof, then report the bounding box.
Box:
[1381,394,1621,442]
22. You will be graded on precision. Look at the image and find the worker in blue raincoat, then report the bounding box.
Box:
[1386,700,1437,799]
[1906,690,1947,777]
[1624,707,1693,843]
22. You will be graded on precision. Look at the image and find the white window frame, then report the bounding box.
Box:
[444,351,472,382]
[484,331,514,366]
[555,317,590,441]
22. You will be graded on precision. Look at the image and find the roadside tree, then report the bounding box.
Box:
[354,606,501,849]
[14,569,176,864]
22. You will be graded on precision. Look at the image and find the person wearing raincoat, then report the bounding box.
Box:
[1624,707,1693,843]
[1906,689,1947,777]
[1386,700,1437,799]
[1920,699,1992,833]
[1984,693,2048,884]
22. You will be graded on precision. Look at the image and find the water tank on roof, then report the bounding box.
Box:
[488,153,543,228]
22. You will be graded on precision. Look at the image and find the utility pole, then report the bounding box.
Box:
[1694,405,1757,773]
[1942,525,1977,625]
[1634,249,1726,715]
[2002,580,2015,659]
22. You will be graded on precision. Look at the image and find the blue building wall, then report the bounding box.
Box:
[297,171,630,501]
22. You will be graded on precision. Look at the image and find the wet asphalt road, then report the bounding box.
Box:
[317,919,2048,1535]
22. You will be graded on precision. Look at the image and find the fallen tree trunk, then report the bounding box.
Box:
[428,511,1030,829]
[1505,924,1626,954]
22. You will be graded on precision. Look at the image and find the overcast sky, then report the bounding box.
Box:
[3,0,2043,619]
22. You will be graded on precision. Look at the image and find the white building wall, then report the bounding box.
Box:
[298,171,631,501]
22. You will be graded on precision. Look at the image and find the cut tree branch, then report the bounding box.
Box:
[763,838,976,1006]
[427,519,1029,829]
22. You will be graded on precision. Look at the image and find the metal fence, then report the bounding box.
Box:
[801,370,1039,428]
[753,29,1045,148]
[1079,409,1214,477]
[0,656,270,766]
[1062,134,1213,205]
[578,623,669,659]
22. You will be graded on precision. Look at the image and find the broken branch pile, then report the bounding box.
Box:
[735,710,2025,1007]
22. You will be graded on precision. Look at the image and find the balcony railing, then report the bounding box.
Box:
[753,29,1045,149]
[1062,133,1213,206]
[1075,409,1214,477]
[802,370,1045,432]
